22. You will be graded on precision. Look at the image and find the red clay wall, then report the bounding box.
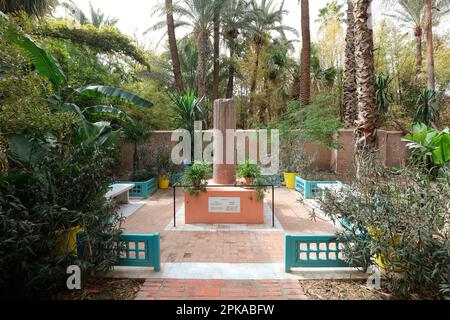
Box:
[117,129,410,177]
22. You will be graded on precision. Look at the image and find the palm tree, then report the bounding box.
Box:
[299,0,311,106]
[247,0,296,112]
[386,0,424,78]
[343,0,357,128]
[353,0,377,174]
[61,1,119,28]
[0,0,55,16]
[212,1,228,103]
[165,0,184,95]
[222,0,250,98]
[424,0,435,90]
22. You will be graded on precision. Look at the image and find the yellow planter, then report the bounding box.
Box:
[369,226,403,272]
[283,172,297,189]
[56,226,84,256]
[158,176,170,189]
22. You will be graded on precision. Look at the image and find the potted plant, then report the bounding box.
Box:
[146,141,176,190]
[237,160,261,186]
[280,144,311,189]
[180,162,212,195]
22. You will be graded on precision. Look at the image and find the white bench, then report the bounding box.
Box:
[106,184,135,204]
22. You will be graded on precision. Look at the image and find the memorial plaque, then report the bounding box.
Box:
[208,197,241,213]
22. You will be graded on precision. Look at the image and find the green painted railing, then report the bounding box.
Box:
[261,173,281,187]
[285,234,350,272]
[295,176,344,199]
[115,178,157,198]
[77,233,160,271]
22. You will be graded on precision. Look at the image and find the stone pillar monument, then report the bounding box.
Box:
[213,99,236,185]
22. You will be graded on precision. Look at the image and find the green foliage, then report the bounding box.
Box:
[77,85,153,109]
[180,161,212,195]
[414,89,440,126]
[34,20,150,69]
[237,160,261,178]
[168,90,203,134]
[280,143,312,174]
[375,74,393,114]
[0,143,122,298]
[320,163,449,299]
[403,124,450,177]
[281,94,342,149]
[144,141,178,178]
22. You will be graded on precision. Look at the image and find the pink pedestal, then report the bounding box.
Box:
[184,187,264,224]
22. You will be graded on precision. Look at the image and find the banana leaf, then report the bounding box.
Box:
[76,85,153,108]
[83,105,134,123]
[7,28,67,89]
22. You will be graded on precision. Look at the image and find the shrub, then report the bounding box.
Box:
[320,162,450,299]
[237,160,261,179]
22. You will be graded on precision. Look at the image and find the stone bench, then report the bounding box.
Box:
[106,183,135,204]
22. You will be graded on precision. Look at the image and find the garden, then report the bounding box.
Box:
[0,0,449,301]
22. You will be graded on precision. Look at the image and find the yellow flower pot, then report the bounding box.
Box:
[369,226,403,272]
[158,176,170,189]
[56,226,84,256]
[284,172,297,189]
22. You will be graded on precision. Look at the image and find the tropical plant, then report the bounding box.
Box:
[168,90,203,136]
[61,0,119,28]
[180,161,212,195]
[237,160,261,179]
[402,123,450,174]
[414,88,439,126]
[247,0,296,110]
[375,73,393,114]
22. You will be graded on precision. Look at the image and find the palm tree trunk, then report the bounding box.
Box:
[248,43,262,113]
[424,0,435,90]
[353,0,377,176]
[343,0,357,128]
[212,12,221,102]
[414,25,423,79]
[196,30,208,99]
[226,45,235,98]
[300,0,311,106]
[165,0,184,95]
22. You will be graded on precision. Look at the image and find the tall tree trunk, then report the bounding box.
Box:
[212,12,221,102]
[165,0,184,95]
[414,25,423,79]
[248,43,262,113]
[353,0,377,176]
[299,0,311,106]
[226,45,235,98]
[196,30,208,99]
[343,0,357,128]
[424,0,435,90]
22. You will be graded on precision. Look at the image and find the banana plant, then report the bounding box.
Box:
[6,26,152,148]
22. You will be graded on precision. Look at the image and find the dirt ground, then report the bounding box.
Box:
[300,279,393,300]
[58,278,144,300]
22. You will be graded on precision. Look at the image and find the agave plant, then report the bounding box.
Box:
[168,90,203,135]
[414,89,439,126]
[375,74,393,114]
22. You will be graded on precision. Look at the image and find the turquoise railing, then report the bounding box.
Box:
[77,233,160,271]
[115,178,157,198]
[171,173,184,186]
[285,234,350,272]
[295,176,344,199]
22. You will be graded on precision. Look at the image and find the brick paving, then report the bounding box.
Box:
[124,188,335,300]
[135,279,308,300]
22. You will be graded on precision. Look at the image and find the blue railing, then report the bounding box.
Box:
[115,178,157,198]
[171,173,184,186]
[77,233,160,271]
[295,176,344,199]
[261,173,281,187]
[285,234,350,272]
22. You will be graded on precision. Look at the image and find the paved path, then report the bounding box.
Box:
[135,279,307,300]
[121,188,350,300]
